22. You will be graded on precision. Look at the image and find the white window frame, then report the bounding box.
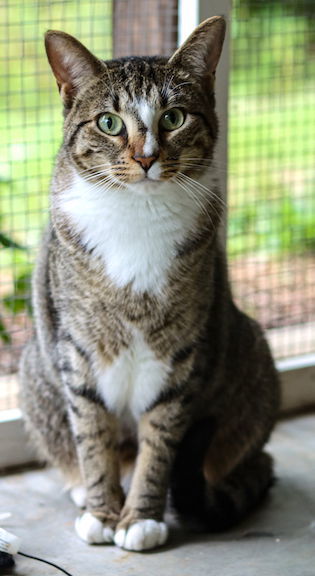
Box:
[1,0,314,470]
[0,409,36,468]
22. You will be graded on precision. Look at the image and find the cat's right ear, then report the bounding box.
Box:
[45,31,103,109]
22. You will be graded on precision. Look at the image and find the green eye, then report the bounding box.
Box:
[160,108,185,131]
[98,113,124,136]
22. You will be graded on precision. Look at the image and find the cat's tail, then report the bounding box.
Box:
[170,424,274,531]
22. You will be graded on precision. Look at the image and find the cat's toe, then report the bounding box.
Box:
[114,519,168,551]
[75,512,114,544]
[70,485,87,509]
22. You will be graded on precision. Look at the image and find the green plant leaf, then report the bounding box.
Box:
[0,232,26,250]
[0,315,11,344]
[3,272,32,315]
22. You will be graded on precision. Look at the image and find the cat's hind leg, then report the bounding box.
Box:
[20,341,108,538]
[19,339,78,476]
[170,419,275,531]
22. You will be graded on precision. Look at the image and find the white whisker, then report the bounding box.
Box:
[161,73,175,101]
[179,171,226,210]
[78,162,128,177]
[176,170,225,229]
[78,163,113,174]
[175,173,215,231]
[165,81,194,103]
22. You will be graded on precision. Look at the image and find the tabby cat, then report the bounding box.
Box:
[19,16,280,552]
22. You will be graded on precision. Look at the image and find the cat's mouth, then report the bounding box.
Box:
[129,176,162,190]
[137,174,160,183]
[126,168,165,186]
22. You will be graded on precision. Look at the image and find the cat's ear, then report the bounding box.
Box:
[168,16,226,82]
[45,30,103,108]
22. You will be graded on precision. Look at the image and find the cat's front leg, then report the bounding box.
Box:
[115,402,191,551]
[59,342,124,544]
[72,404,124,544]
[68,394,124,543]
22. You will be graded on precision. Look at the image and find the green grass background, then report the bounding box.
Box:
[228,3,315,257]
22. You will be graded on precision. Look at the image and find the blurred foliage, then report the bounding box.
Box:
[3,272,32,316]
[235,0,315,18]
[228,1,315,258]
[231,2,315,83]
[0,217,27,343]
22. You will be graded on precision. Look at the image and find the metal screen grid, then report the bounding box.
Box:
[113,0,177,57]
[0,1,112,409]
[228,0,315,360]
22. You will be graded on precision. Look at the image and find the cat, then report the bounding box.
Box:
[19,16,280,552]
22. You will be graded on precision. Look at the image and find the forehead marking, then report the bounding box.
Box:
[137,99,156,129]
[135,99,159,157]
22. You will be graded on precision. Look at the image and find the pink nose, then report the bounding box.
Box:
[133,155,158,172]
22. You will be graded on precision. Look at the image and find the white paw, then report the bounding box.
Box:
[70,485,87,509]
[114,519,168,551]
[75,512,114,544]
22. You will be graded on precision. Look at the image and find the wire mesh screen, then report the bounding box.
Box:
[0,1,112,409]
[228,0,315,360]
[113,0,177,57]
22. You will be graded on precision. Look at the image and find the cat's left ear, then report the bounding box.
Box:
[168,16,226,82]
[45,30,104,109]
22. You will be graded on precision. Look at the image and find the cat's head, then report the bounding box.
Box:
[45,17,225,191]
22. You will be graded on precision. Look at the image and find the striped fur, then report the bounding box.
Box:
[19,17,280,552]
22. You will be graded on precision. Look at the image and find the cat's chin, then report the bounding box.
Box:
[126,178,163,194]
[133,176,161,184]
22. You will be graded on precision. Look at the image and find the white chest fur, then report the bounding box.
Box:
[57,172,201,294]
[96,329,171,420]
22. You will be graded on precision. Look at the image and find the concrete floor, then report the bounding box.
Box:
[1,415,315,576]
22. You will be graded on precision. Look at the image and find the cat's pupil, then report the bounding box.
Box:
[106,117,113,129]
[168,111,176,125]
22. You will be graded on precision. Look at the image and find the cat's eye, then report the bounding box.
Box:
[97,113,124,136]
[159,108,185,132]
